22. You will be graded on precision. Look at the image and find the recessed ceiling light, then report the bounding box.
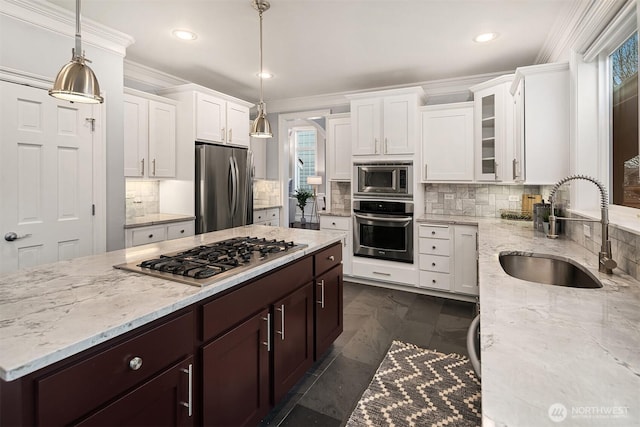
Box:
[257,71,273,79]
[474,32,499,43]
[172,29,198,41]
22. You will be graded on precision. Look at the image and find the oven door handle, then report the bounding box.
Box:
[353,213,413,223]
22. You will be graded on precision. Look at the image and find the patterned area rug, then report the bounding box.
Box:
[345,341,481,427]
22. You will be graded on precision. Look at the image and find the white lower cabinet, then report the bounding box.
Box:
[125,220,195,248]
[253,208,280,226]
[351,257,418,285]
[319,215,352,275]
[418,223,478,296]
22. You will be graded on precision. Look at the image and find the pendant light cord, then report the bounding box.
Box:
[258,7,264,110]
[74,0,83,60]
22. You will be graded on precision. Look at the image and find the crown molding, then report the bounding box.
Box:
[572,0,631,56]
[583,0,637,61]
[1,0,134,56]
[0,65,52,89]
[124,60,189,90]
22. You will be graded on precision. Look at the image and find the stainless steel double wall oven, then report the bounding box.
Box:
[353,162,414,264]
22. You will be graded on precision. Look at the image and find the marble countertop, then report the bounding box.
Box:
[124,213,196,229]
[418,214,640,426]
[319,209,352,217]
[0,225,344,382]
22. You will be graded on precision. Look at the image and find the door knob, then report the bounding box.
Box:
[4,232,32,242]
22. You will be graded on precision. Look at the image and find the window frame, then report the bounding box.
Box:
[292,126,318,192]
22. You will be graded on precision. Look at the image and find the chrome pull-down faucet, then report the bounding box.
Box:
[547,174,617,274]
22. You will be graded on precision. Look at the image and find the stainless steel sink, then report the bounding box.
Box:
[499,251,603,289]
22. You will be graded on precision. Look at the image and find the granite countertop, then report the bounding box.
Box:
[0,225,343,382]
[418,214,640,426]
[253,204,283,210]
[319,209,352,217]
[124,213,196,229]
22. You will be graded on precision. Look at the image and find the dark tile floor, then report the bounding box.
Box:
[260,281,477,427]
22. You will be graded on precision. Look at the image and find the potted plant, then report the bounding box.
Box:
[294,188,314,224]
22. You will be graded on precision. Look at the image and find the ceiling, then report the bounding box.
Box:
[46,0,581,104]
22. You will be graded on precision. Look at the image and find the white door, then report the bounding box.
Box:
[351,99,379,155]
[148,100,176,177]
[0,81,95,274]
[123,94,148,177]
[226,102,250,148]
[195,92,225,143]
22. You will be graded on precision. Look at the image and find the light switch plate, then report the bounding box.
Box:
[583,224,591,237]
[508,195,519,202]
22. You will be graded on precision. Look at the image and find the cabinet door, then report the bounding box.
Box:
[250,134,267,179]
[148,100,176,177]
[351,99,380,155]
[476,92,499,181]
[453,225,478,295]
[512,80,525,182]
[326,116,352,181]
[75,356,194,427]
[195,93,226,143]
[226,102,250,147]
[421,104,474,181]
[272,284,314,403]
[315,265,343,359]
[383,95,415,154]
[123,94,148,177]
[202,309,270,427]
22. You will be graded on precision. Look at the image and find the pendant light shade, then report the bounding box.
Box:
[250,0,272,138]
[49,0,103,104]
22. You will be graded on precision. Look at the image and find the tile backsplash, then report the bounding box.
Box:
[125,180,159,219]
[424,183,544,217]
[253,179,281,207]
[331,181,351,211]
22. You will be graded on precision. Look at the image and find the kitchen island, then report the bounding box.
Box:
[0,225,345,426]
[419,215,640,427]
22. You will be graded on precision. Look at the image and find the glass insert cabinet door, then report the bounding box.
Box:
[480,94,497,177]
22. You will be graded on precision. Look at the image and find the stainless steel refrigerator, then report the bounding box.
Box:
[195,142,253,234]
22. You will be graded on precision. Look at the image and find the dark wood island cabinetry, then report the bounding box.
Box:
[0,241,343,427]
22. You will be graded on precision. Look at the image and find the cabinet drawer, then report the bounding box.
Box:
[351,259,418,285]
[418,271,451,291]
[167,221,195,240]
[37,311,194,426]
[131,225,166,246]
[315,242,342,275]
[419,254,451,273]
[418,224,450,240]
[253,209,268,222]
[419,238,450,256]
[319,216,350,231]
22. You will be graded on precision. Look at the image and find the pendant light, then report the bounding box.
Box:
[49,0,103,104]
[250,0,272,138]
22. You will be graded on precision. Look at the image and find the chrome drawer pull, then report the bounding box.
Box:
[128,356,143,371]
[276,304,285,340]
[262,313,271,351]
[328,255,335,261]
[317,279,325,308]
[179,363,193,417]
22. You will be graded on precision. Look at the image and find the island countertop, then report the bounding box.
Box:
[418,214,640,426]
[0,225,344,382]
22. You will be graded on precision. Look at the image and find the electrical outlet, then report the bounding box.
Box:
[444,194,454,200]
[583,224,591,238]
[508,195,519,202]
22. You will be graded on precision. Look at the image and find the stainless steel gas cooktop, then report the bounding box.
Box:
[115,236,307,287]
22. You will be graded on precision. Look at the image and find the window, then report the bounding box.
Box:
[610,32,639,208]
[293,127,317,191]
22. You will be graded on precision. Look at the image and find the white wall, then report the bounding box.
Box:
[0,10,127,251]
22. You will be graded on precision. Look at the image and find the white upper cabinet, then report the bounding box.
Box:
[510,62,569,184]
[470,75,514,182]
[348,87,424,157]
[194,93,250,147]
[123,90,177,178]
[326,114,352,181]
[195,92,226,143]
[226,102,251,148]
[420,102,474,182]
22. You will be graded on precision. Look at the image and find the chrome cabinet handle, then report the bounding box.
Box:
[384,137,388,154]
[221,127,226,142]
[152,159,156,176]
[512,158,517,180]
[179,363,193,417]
[229,128,232,143]
[128,356,143,371]
[328,255,335,261]
[374,138,378,154]
[262,313,271,351]
[373,271,391,276]
[494,160,498,180]
[424,164,428,180]
[141,158,145,175]
[4,232,31,242]
[317,279,325,308]
[276,304,285,340]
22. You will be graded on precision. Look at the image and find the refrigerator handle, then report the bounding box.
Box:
[232,155,240,217]
[228,156,237,218]
[247,150,254,223]
[197,145,207,233]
